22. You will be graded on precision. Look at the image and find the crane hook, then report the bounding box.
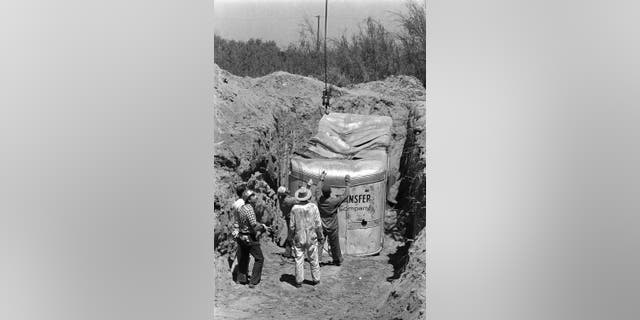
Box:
[322,87,331,114]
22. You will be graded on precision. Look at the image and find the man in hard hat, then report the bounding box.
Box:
[315,171,351,266]
[236,189,271,288]
[289,185,324,288]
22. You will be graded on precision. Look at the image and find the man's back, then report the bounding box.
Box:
[317,195,346,218]
[238,203,257,234]
[290,203,321,246]
[315,178,349,219]
[279,195,297,219]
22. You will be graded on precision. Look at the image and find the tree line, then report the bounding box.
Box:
[214,0,425,87]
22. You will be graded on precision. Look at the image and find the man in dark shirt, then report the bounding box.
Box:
[277,186,297,259]
[315,171,351,266]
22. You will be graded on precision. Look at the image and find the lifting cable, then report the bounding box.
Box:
[321,0,330,114]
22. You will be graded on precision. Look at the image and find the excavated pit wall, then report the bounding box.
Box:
[374,228,427,320]
[213,64,425,255]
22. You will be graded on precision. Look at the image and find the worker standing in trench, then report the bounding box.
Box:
[276,186,297,263]
[236,189,271,288]
[315,171,351,266]
[289,185,324,288]
[277,179,314,264]
[229,183,246,275]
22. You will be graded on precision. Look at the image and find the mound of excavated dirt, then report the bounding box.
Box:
[213,64,426,319]
[213,63,424,239]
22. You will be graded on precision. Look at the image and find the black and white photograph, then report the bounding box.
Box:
[213,0,427,319]
[5,1,640,319]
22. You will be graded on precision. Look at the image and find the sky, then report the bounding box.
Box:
[213,0,412,48]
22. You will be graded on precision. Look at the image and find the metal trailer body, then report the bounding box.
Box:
[288,113,392,256]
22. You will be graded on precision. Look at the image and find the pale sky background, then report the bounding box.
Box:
[213,0,413,48]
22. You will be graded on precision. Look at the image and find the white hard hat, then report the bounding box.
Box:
[277,186,287,194]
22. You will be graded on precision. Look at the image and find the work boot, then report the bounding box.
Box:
[294,282,302,288]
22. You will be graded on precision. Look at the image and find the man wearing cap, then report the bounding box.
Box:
[289,186,324,288]
[315,171,351,266]
[236,189,270,288]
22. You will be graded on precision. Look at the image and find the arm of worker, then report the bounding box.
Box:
[314,171,328,200]
[231,223,240,238]
[245,206,267,235]
[283,195,298,207]
[336,175,351,205]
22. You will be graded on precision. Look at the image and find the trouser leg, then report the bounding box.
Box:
[249,243,264,285]
[328,227,342,264]
[292,245,305,284]
[307,243,320,282]
[284,218,292,257]
[230,240,240,280]
[317,237,325,261]
[318,227,330,261]
[237,242,249,283]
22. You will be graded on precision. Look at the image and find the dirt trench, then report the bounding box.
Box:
[213,64,426,319]
[214,235,404,320]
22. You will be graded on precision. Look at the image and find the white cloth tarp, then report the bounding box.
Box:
[305,113,393,159]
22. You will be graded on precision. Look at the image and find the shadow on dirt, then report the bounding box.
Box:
[279,274,319,287]
[386,241,411,282]
[279,274,298,287]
